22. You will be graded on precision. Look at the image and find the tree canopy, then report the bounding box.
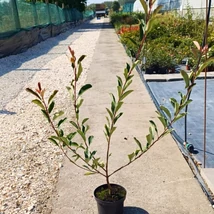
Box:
[104,1,113,9]
[58,0,87,12]
[112,1,120,12]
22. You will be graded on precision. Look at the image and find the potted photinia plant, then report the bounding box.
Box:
[26,1,214,213]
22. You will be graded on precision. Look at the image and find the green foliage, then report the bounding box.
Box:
[104,1,113,9]
[58,0,86,12]
[110,12,143,28]
[112,1,120,12]
[120,31,140,57]
[114,10,208,68]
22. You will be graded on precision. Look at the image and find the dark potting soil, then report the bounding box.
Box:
[95,184,126,202]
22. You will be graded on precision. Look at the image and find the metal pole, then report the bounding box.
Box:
[203,0,209,168]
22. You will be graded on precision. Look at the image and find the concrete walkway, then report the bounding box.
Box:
[51,18,214,214]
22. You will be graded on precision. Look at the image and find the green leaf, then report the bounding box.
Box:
[78,84,92,97]
[179,99,192,110]
[160,106,171,119]
[104,124,110,137]
[162,129,173,138]
[105,116,110,127]
[48,137,58,146]
[117,86,122,97]
[149,127,154,140]
[124,79,133,91]
[90,150,96,158]
[84,148,89,159]
[111,100,115,113]
[196,57,214,77]
[114,112,123,124]
[77,130,86,141]
[134,137,143,151]
[128,37,138,47]
[145,17,156,34]
[83,165,90,170]
[48,101,55,113]
[32,99,44,109]
[120,90,133,100]
[61,137,69,146]
[48,90,58,104]
[66,86,73,97]
[88,135,94,145]
[189,71,195,82]
[85,124,90,133]
[50,135,61,141]
[115,101,123,113]
[70,120,78,129]
[170,98,179,115]
[173,113,186,123]
[152,4,163,16]
[128,152,135,162]
[92,158,101,169]
[188,83,196,93]
[41,109,50,122]
[106,108,113,119]
[124,68,128,78]
[58,117,67,127]
[26,88,41,99]
[140,0,148,16]
[117,76,123,87]
[146,133,152,148]
[111,93,116,103]
[131,60,140,70]
[78,55,86,64]
[158,116,167,128]
[110,126,117,135]
[180,70,189,88]
[53,111,64,120]
[127,74,134,81]
[77,62,83,80]
[139,22,144,40]
[77,98,84,108]
[82,124,85,133]
[84,172,96,176]
[78,143,85,150]
[82,118,89,125]
[72,154,80,161]
[149,120,158,135]
[135,149,140,156]
[126,63,131,72]
[59,129,64,137]
[178,91,185,105]
[70,141,79,147]
[67,132,77,140]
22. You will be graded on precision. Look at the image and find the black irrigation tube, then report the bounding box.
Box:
[135,65,214,206]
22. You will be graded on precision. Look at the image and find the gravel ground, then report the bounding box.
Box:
[0,18,102,214]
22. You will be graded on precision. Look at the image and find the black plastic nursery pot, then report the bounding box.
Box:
[94,184,126,214]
